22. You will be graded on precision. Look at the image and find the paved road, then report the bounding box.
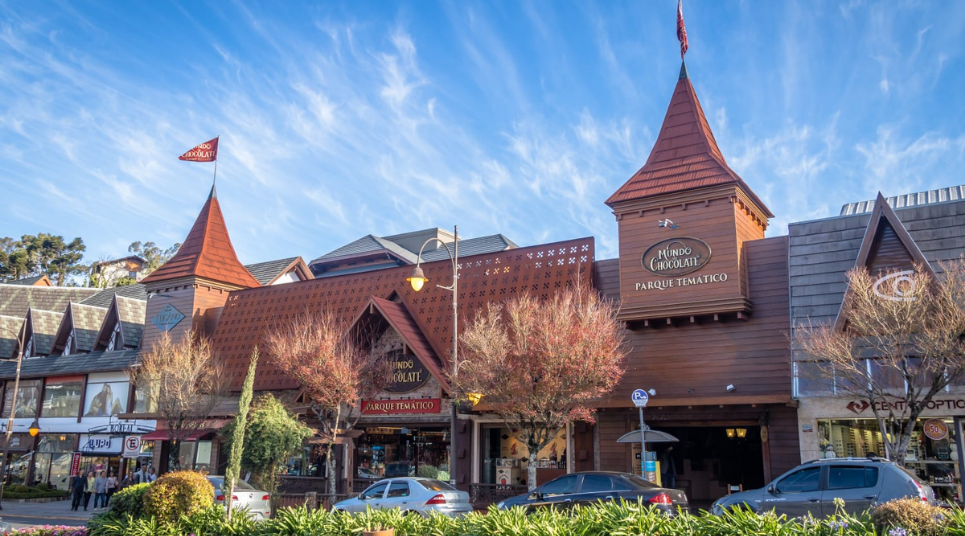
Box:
[0,499,94,530]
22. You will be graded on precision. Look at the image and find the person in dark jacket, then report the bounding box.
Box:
[70,474,87,511]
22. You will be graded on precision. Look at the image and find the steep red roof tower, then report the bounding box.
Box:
[141,186,260,349]
[607,63,773,322]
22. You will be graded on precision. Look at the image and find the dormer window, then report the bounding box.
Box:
[23,337,33,359]
[63,330,74,356]
[107,322,121,351]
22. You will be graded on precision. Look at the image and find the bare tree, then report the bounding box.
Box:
[458,285,628,490]
[130,332,227,472]
[796,262,965,465]
[264,311,391,497]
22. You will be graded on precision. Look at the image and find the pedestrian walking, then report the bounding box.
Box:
[93,471,107,509]
[69,474,87,511]
[105,470,117,507]
[148,467,157,482]
[83,471,95,511]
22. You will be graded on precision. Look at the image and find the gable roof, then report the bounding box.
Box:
[50,302,108,355]
[0,284,100,318]
[8,275,53,287]
[350,295,449,393]
[311,235,418,267]
[840,185,965,216]
[605,64,773,217]
[24,308,64,357]
[244,257,313,285]
[0,315,24,359]
[93,295,147,351]
[832,193,936,331]
[141,186,261,289]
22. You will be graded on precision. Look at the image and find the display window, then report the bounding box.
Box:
[41,376,84,418]
[356,427,450,481]
[818,418,961,503]
[83,381,129,417]
[2,379,41,418]
[34,434,79,490]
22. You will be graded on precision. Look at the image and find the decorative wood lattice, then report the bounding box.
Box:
[213,237,594,391]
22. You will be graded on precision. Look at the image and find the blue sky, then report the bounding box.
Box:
[2,0,964,267]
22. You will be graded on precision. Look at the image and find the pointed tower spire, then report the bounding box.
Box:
[141,191,260,288]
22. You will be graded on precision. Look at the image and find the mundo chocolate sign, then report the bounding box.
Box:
[642,237,712,276]
[384,350,431,393]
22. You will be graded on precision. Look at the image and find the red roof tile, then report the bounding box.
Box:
[606,68,773,217]
[362,296,449,392]
[142,187,261,288]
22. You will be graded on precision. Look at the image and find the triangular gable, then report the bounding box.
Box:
[22,308,63,357]
[348,294,450,393]
[833,192,937,331]
[50,303,108,356]
[93,295,144,352]
[0,315,25,359]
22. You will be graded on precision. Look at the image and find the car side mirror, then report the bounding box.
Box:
[767,485,777,494]
[528,492,541,501]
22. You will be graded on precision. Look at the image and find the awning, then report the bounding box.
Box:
[616,429,680,444]
[140,429,215,442]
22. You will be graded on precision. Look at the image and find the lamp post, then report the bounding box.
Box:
[407,226,459,487]
[0,323,28,510]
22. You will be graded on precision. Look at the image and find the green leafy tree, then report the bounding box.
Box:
[223,394,311,501]
[0,234,87,285]
[225,347,259,521]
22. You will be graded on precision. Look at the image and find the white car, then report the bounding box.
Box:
[206,476,272,521]
[334,477,473,517]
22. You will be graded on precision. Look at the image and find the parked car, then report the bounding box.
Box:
[712,457,936,517]
[496,471,690,514]
[206,476,272,521]
[333,477,473,517]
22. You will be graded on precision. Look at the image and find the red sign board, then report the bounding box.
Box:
[362,398,441,415]
[70,452,82,477]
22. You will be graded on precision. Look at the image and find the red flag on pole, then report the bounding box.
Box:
[677,0,689,60]
[178,137,219,162]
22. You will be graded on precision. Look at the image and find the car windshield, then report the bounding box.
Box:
[416,479,455,491]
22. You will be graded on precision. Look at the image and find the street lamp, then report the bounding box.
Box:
[0,322,28,511]
[407,226,459,487]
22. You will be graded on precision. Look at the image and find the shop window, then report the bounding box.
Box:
[541,474,578,496]
[2,379,41,418]
[386,482,410,498]
[869,359,904,391]
[828,466,878,490]
[41,378,84,418]
[83,382,129,417]
[178,442,197,471]
[133,385,157,414]
[776,467,820,493]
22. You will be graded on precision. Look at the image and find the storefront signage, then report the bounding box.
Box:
[362,398,441,415]
[384,351,431,393]
[923,419,949,441]
[151,304,185,332]
[642,237,712,277]
[846,398,965,414]
[634,272,729,292]
[80,434,123,454]
[70,452,82,477]
[86,415,156,436]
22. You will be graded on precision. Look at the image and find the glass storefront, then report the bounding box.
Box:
[32,434,78,490]
[819,418,962,503]
[2,379,42,418]
[478,425,567,486]
[356,427,450,481]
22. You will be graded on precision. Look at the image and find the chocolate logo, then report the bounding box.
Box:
[642,237,712,277]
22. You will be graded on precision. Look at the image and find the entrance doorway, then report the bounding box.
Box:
[655,426,764,510]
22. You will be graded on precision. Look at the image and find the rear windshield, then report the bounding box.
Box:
[896,465,928,485]
[623,475,659,489]
[208,477,255,491]
[417,479,456,491]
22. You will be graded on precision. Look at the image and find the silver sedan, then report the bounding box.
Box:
[207,476,272,521]
[333,477,473,517]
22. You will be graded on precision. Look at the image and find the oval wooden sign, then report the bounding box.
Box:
[384,350,431,393]
[642,237,712,276]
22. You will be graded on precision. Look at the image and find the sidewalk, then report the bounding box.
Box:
[0,498,95,523]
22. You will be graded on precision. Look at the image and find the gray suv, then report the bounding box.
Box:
[712,458,936,517]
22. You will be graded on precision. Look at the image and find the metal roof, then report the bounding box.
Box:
[840,185,965,216]
[244,257,301,285]
[0,348,139,380]
[80,283,147,309]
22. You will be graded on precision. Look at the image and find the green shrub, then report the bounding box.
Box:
[7,483,29,493]
[143,471,213,524]
[873,498,948,536]
[416,465,439,479]
[108,482,151,519]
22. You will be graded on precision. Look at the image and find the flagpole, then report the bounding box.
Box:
[213,135,219,188]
